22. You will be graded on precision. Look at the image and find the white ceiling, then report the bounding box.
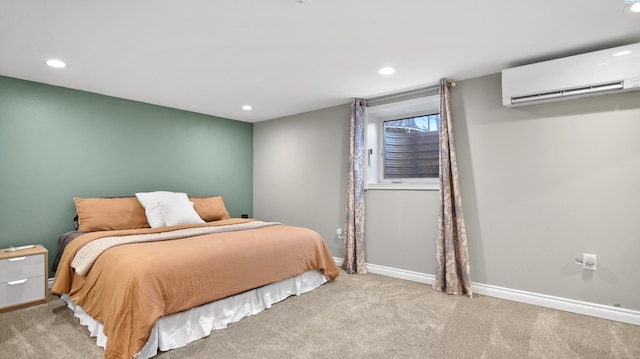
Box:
[1,0,639,122]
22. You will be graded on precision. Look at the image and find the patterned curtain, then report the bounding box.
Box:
[433,78,472,297]
[343,98,367,274]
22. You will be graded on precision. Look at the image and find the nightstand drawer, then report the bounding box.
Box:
[0,276,45,308]
[0,254,45,282]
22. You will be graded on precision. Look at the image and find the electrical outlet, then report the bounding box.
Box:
[582,253,596,271]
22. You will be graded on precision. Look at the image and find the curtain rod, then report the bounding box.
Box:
[363,81,456,107]
[364,85,437,102]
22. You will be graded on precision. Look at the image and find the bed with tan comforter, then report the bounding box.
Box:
[52,218,339,359]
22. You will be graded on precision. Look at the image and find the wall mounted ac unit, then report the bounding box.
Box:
[502,42,640,107]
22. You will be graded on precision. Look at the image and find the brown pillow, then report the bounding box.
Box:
[190,196,230,222]
[74,197,150,232]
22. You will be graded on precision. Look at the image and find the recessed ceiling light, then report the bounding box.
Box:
[242,105,253,111]
[377,67,395,75]
[612,50,632,57]
[46,59,66,68]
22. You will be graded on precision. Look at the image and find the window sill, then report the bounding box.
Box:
[365,183,439,191]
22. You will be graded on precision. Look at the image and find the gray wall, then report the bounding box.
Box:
[364,190,440,273]
[455,73,640,310]
[253,104,350,257]
[0,76,253,273]
[253,73,640,311]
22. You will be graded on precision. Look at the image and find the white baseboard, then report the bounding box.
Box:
[365,263,435,285]
[333,257,433,284]
[48,277,54,289]
[332,257,640,326]
[472,282,640,326]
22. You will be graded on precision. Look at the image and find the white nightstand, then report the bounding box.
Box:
[0,245,49,313]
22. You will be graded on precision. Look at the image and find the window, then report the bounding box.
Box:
[383,114,440,179]
[366,95,440,190]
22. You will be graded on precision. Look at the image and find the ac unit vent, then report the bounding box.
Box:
[502,43,640,107]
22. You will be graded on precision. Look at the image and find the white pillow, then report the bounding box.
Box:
[159,201,205,226]
[135,191,190,228]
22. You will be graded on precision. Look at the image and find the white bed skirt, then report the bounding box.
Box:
[61,270,328,359]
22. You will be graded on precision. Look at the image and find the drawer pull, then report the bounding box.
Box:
[8,279,28,285]
[8,257,26,262]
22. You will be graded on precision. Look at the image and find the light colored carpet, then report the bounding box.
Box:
[1,270,638,359]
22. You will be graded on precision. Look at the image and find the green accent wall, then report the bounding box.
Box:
[0,76,253,274]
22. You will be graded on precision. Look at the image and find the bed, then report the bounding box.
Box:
[51,193,339,359]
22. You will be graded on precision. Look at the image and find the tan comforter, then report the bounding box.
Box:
[52,218,339,359]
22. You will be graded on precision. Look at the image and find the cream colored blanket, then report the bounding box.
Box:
[71,221,280,275]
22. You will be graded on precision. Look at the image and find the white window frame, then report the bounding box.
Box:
[366,95,440,190]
